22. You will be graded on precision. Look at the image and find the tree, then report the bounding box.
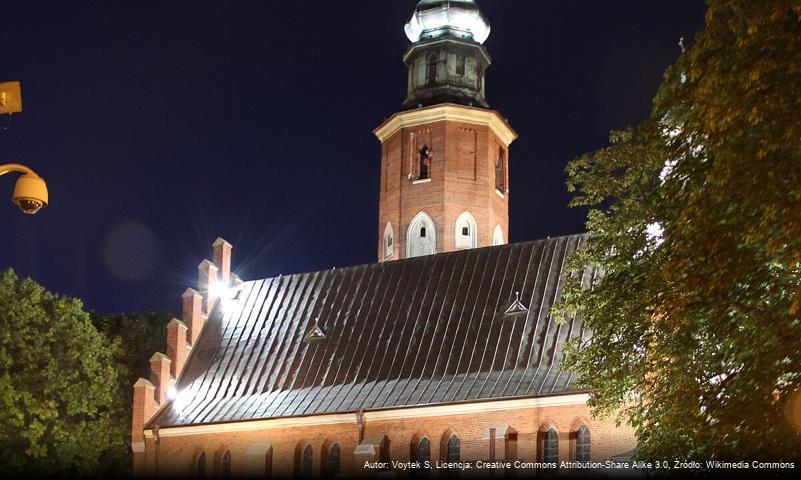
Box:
[90,311,168,477]
[555,0,801,460]
[0,269,124,475]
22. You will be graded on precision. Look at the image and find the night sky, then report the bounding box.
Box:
[1,1,706,314]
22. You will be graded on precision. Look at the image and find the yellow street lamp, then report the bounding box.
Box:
[0,163,49,214]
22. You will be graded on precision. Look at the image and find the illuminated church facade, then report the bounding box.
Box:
[131,1,637,477]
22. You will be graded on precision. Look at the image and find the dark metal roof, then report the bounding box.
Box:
[149,234,594,428]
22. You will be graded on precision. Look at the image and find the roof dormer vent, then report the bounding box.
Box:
[504,291,529,315]
[305,319,327,343]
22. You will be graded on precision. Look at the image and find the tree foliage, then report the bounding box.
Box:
[555,0,801,460]
[0,269,124,475]
[90,311,168,477]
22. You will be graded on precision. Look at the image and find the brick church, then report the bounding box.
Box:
[131,0,638,477]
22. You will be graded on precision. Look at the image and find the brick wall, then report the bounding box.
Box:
[378,112,511,262]
[144,401,637,478]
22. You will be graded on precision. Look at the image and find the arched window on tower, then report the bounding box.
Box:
[446,435,461,479]
[427,52,439,84]
[493,225,505,246]
[412,437,431,480]
[383,223,394,259]
[197,451,207,479]
[495,147,507,192]
[575,426,590,461]
[407,212,436,258]
[221,450,231,479]
[455,212,477,249]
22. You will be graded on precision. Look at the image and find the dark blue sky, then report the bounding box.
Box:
[0,1,705,314]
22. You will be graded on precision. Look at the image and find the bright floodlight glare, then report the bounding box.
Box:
[210,281,235,301]
[405,1,490,44]
[173,389,193,412]
[211,280,239,313]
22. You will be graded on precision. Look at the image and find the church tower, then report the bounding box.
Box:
[375,0,517,261]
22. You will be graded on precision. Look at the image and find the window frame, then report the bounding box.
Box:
[412,437,431,479]
[383,223,394,259]
[542,428,559,465]
[575,425,590,462]
[455,212,478,249]
[492,225,504,246]
[407,212,437,258]
[298,444,313,478]
[325,442,340,479]
[446,435,461,479]
[197,451,207,479]
[220,450,232,479]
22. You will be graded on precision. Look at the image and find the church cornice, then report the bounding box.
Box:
[143,392,589,438]
[374,103,518,146]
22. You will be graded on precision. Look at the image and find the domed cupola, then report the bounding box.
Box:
[402,0,492,109]
[404,0,491,44]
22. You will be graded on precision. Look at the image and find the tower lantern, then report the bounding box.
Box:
[374,0,517,262]
[403,0,492,109]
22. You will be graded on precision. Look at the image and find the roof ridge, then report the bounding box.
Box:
[242,233,588,285]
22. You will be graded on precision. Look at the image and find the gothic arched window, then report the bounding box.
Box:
[427,52,438,84]
[543,428,559,464]
[325,443,340,479]
[575,426,590,461]
[407,212,436,258]
[446,435,461,479]
[492,225,504,246]
[197,451,206,479]
[379,436,391,470]
[298,444,313,478]
[221,450,231,479]
[412,437,431,480]
[383,223,394,259]
[455,212,478,249]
